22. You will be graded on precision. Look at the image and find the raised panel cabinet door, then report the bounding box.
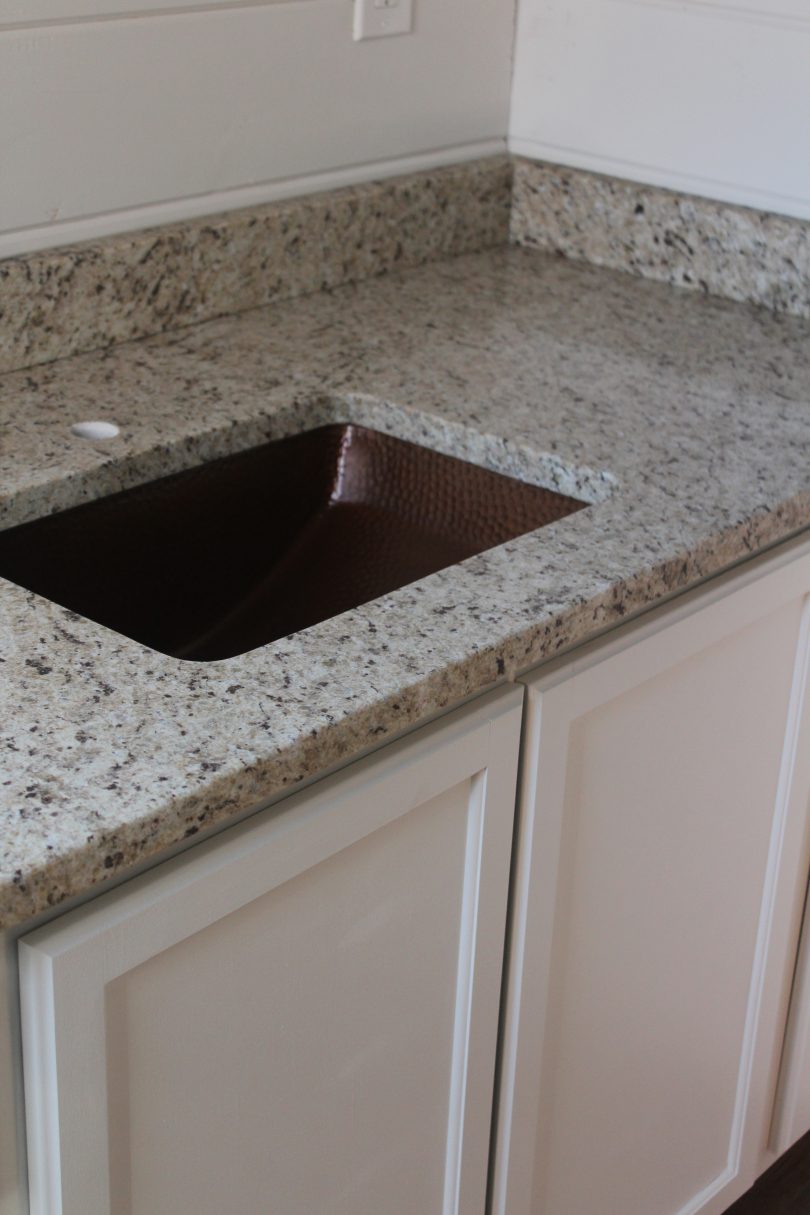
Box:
[492,538,810,1215]
[19,685,523,1215]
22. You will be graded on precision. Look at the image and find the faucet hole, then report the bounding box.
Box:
[71,421,120,440]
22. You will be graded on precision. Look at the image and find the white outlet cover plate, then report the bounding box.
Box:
[353,0,412,41]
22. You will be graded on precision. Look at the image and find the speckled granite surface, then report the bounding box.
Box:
[4,151,809,389]
[0,156,512,378]
[512,157,810,319]
[2,245,810,929]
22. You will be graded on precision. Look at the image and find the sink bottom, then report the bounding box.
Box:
[0,423,586,661]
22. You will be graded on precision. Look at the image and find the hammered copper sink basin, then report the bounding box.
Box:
[0,424,586,661]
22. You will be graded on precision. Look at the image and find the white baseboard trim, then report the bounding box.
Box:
[0,138,508,259]
[508,137,810,223]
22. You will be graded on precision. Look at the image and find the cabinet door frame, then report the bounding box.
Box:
[492,536,810,1215]
[19,684,523,1215]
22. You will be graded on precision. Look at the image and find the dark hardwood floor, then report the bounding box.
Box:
[723,1132,810,1214]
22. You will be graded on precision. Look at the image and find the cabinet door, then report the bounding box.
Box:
[771,872,810,1154]
[19,685,522,1215]
[492,541,810,1215]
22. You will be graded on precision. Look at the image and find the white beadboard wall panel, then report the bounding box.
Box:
[508,0,810,220]
[0,0,513,251]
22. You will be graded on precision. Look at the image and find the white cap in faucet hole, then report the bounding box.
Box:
[71,420,120,440]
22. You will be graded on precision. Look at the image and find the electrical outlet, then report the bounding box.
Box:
[353,0,413,41]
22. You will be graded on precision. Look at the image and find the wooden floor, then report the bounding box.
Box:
[723,1132,810,1214]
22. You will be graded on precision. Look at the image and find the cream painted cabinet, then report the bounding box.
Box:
[492,540,810,1215]
[771,871,810,1155]
[18,685,523,1215]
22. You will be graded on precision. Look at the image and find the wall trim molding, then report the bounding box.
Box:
[0,139,508,260]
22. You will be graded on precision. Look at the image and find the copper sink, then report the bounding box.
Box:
[0,424,585,661]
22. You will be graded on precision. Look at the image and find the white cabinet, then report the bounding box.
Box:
[771,871,810,1155]
[18,685,523,1215]
[492,540,810,1215]
[16,537,810,1215]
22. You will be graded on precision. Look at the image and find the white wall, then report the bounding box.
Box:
[0,0,515,256]
[508,0,810,221]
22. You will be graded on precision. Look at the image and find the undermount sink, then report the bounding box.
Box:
[0,423,585,661]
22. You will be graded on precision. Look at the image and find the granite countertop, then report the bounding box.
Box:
[2,244,810,929]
